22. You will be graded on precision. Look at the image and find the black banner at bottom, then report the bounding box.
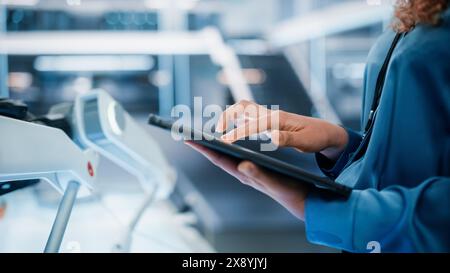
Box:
[0,253,446,272]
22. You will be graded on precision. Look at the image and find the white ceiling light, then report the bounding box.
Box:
[0,0,40,6]
[145,0,199,11]
[34,55,155,73]
[66,0,81,7]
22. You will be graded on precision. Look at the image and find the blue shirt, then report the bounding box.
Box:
[306,11,450,253]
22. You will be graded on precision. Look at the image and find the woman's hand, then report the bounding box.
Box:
[185,141,308,221]
[216,100,349,160]
[185,101,348,221]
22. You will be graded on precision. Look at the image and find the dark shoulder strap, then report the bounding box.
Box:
[347,32,404,166]
[364,33,403,133]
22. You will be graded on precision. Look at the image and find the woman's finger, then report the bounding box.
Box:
[215,100,253,133]
[220,111,280,143]
[272,127,329,152]
[215,100,268,133]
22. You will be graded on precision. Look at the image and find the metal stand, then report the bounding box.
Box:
[44,181,80,253]
[113,187,157,252]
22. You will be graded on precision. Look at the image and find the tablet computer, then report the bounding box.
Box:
[148,114,352,196]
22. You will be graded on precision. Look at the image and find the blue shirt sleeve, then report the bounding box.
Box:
[305,177,450,252]
[306,30,450,252]
[315,129,362,179]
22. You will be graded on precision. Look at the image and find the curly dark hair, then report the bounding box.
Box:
[394,0,448,32]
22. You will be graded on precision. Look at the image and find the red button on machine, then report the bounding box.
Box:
[87,162,94,177]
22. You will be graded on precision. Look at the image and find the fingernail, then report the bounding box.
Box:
[238,162,254,175]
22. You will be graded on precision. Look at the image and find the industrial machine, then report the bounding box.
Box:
[0,99,98,253]
[0,90,178,252]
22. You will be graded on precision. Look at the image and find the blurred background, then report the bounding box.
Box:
[0,0,393,252]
